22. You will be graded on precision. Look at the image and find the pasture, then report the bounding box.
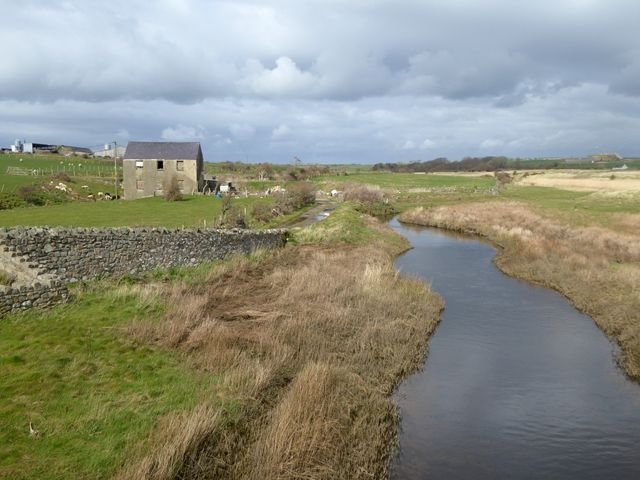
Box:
[0,195,261,228]
[512,169,640,192]
[319,171,495,189]
[0,154,118,192]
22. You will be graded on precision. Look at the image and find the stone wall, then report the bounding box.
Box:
[0,226,287,316]
[0,282,69,317]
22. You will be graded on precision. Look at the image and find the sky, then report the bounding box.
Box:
[1,0,640,163]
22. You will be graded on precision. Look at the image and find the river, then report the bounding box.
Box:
[389,218,640,479]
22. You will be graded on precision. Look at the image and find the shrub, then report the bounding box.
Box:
[356,201,397,217]
[217,204,247,228]
[342,184,396,216]
[343,184,386,204]
[225,206,248,228]
[16,185,67,206]
[220,193,233,217]
[164,175,182,201]
[0,193,25,210]
[275,182,316,214]
[251,202,276,223]
[495,171,512,184]
[52,172,72,183]
[214,194,247,228]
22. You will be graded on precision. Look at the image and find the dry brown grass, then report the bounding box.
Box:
[117,217,443,479]
[401,202,640,379]
[116,404,221,480]
[342,184,390,204]
[514,169,640,192]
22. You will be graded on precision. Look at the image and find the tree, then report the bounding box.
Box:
[164,175,182,201]
[257,162,274,180]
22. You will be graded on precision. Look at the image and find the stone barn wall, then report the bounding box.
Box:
[0,227,287,316]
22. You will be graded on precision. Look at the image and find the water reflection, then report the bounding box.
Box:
[389,218,640,480]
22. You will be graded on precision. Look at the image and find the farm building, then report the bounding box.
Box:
[123,141,204,200]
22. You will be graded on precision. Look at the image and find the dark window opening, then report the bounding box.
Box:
[157,160,164,170]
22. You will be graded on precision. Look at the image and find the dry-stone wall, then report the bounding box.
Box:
[1,282,69,316]
[0,226,287,316]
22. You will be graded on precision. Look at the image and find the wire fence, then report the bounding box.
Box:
[5,164,120,177]
[2,165,121,193]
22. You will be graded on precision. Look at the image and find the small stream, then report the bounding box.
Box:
[389,218,640,479]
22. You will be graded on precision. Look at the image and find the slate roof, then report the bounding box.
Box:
[124,141,201,160]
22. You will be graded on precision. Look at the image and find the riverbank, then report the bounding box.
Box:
[400,202,640,380]
[1,205,443,479]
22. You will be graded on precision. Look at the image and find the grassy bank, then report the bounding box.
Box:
[1,205,443,479]
[0,283,223,479]
[400,202,640,380]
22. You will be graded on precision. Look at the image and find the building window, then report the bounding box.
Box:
[176,160,184,171]
[135,160,143,168]
[136,180,144,190]
[157,160,164,170]
[178,179,184,191]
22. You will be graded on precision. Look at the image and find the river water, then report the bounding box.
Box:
[389,218,640,480]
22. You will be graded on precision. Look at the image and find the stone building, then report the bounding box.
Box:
[123,141,204,200]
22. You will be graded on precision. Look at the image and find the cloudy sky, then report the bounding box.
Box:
[1,0,640,163]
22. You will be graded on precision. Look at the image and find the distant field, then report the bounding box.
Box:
[512,169,640,192]
[319,172,495,189]
[0,154,117,188]
[506,158,640,170]
[2,162,637,229]
[325,170,640,232]
[0,195,256,228]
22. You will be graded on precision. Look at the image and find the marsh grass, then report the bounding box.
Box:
[401,202,640,379]
[118,214,443,479]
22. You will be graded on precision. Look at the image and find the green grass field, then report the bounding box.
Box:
[319,171,495,189]
[0,154,118,192]
[0,195,262,228]
[501,185,640,229]
[501,186,636,212]
[0,282,227,479]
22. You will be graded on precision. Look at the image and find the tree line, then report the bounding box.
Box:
[373,157,508,173]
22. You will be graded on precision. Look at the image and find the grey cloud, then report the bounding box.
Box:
[1,0,640,160]
[3,0,640,103]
